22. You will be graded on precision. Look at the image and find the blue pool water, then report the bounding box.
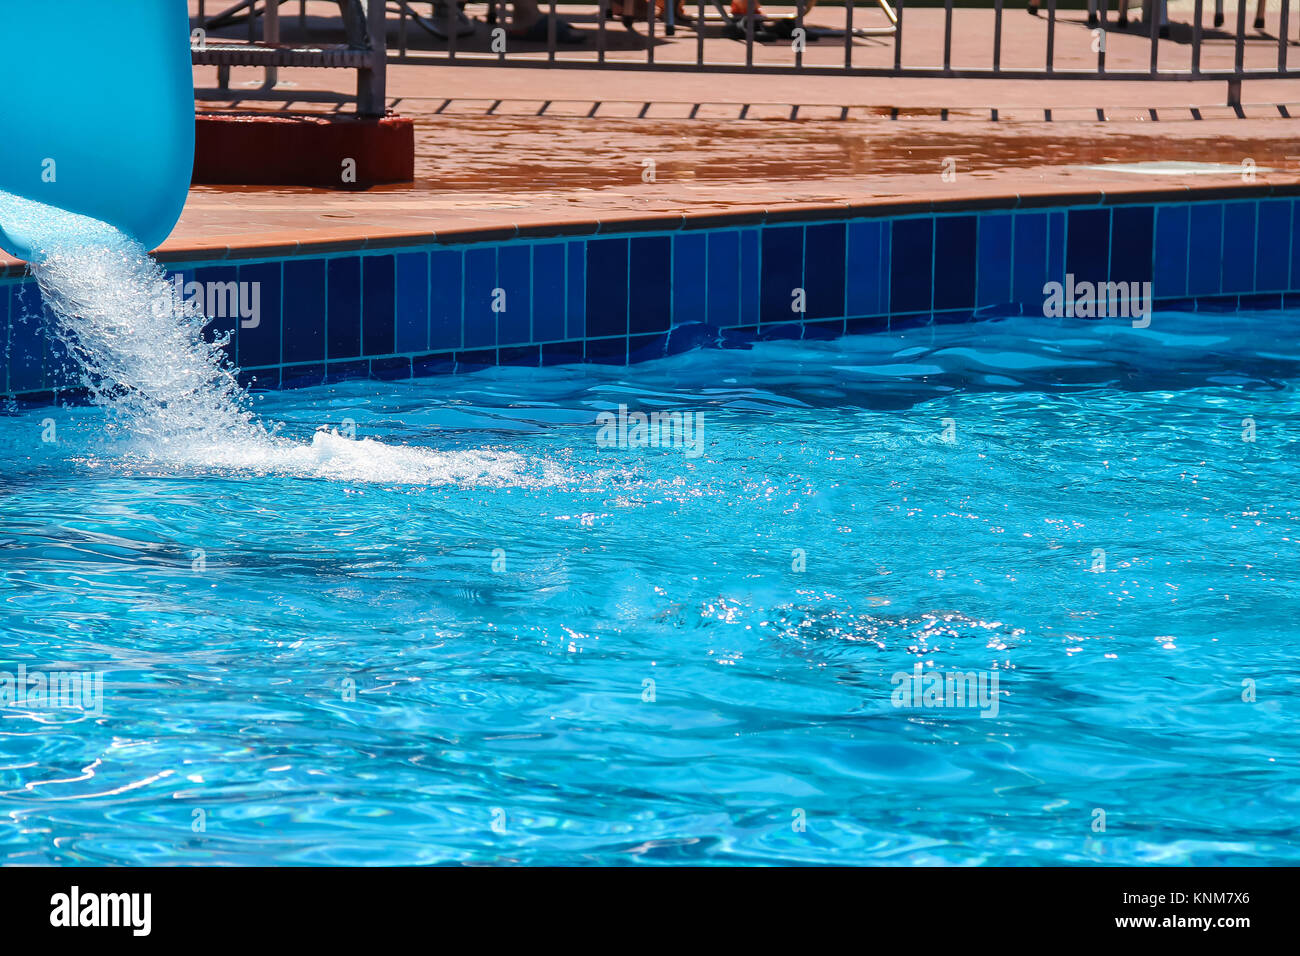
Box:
[1,307,1298,865]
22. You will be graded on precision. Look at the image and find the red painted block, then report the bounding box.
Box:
[193,112,414,189]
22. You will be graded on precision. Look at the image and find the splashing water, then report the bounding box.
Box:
[5,192,567,487]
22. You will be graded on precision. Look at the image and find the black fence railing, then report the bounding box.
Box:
[193,1,1300,112]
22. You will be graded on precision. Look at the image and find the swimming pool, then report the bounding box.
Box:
[2,308,1295,865]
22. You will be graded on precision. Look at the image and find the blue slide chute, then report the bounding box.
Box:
[0,0,195,261]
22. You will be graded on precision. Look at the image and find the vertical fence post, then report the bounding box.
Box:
[993,0,1003,73]
[746,0,756,69]
[599,0,608,64]
[549,0,558,63]
[1192,0,1202,75]
[1234,0,1246,73]
[358,0,387,117]
[265,0,280,90]
[1148,0,1159,74]
[698,0,706,66]
[844,0,854,70]
[894,0,904,71]
[1280,0,1290,72]
[1047,0,1056,72]
[943,0,952,73]
[795,0,805,69]
[647,0,656,66]
[1096,0,1106,74]
[448,0,457,61]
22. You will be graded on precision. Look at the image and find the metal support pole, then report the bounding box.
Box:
[358,0,387,117]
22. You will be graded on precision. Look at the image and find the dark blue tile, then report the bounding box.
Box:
[1256,199,1291,292]
[672,232,707,326]
[976,212,1013,309]
[804,222,847,320]
[429,249,463,351]
[933,215,977,311]
[1047,211,1066,289]
[706,230,740,327]
[566,240,586,340]
[666,322,721,355]
[1187,204,1224,297]
[585,238,628,338]
[0,284,9,394]
[463,247,498,349]
[326,257,362,359]
[760,225,804,324]
[1065,208,1109,288]
[325,359,369,384]
[629,235,671,334]
[585,336,627,365]
[933,308,976,326]
[629,333,667,364]
[362,255,396,357]
[1153,205,1189,299]
[394,251,429,354]
[497,244,531,345]
[455,348,496,371]
[846,314,888,335]
[1011,212,1049,310]
[1291,201,1300,290]
[740,229,761,325]
[237,261,282,368]
[499,344,539,366]
[282,258,326,364]
[891,218,934,315]
[194,265,238,365]
[412,351,457,377]
[542,341,584,366]
[370,356,410,380]
[1196,294,1239,313]
[720,326,756,349]
[1109,205,1154,288]
[1221,202,1256,295]
[758,322,803,341]
[846,221,884,316]
[803,318,844,340]
[891,311,932,330]
[1239,292,1282,311]
[532,242,566,343]
[281,363,324,389]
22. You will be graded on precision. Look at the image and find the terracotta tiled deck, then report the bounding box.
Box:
[4,1,1300,273]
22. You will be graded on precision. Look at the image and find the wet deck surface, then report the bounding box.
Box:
[5,1,1300,269]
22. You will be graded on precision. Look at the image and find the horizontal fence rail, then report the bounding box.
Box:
[195,1,1300,111]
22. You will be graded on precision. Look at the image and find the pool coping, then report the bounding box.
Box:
[3,180,1297,277]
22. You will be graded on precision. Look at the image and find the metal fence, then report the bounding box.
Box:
[193,1,1300,113]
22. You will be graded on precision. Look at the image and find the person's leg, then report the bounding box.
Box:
[1255,0,1266,29]
[1214,0,1223,27]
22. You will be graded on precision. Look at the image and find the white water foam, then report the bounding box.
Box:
[7,192,566,487]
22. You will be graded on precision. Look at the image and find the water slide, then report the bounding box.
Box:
[0,0,194,262]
